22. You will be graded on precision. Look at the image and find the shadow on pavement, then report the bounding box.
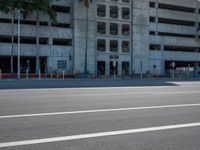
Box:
[1,78,199,90]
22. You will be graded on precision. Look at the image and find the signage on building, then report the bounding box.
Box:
[109,55,119,59]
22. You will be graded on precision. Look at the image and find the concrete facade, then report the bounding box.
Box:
[0,0,200,76]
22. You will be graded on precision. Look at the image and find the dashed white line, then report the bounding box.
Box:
[0,103,200,119]
[0,122,200,148]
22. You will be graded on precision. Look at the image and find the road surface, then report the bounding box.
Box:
[0,80,200,150]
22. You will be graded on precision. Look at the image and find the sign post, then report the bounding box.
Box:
[172,62,175,79]
[113,59,116,80]
[0,69,2,79]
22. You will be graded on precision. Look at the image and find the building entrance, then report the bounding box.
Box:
[0,56,47,73]
[110,61,118,76]
[97,61,106,76]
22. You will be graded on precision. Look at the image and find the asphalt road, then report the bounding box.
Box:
[0,80,200,150]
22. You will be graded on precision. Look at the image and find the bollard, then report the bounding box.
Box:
[0,69,2,79]
[73,69,76,79]
[26,69,29,79]
[39,70,41,80]
[63,70,65,80]
[114,70,116,80]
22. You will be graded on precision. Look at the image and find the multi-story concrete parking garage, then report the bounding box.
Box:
[0,0,200,77]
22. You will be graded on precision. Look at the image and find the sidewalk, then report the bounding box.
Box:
[0,77,200,90]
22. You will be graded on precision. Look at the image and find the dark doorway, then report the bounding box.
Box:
[122,61,130,75]
[97,61,106,76]
[0,56,47,73]
[110,61,118,76]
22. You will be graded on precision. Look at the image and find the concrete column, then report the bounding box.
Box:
[155,1,158,35]
[194,62,199,76]
[118,24,121,37]
[118,39,122,53]
[106,39,109,53]
[105,60,110,76]
[161,45,165,75]
[118,61,122,76]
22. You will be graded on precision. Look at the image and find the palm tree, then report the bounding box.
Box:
[24,0,57,74]
[0,0,25,74]
[79,0,92,76]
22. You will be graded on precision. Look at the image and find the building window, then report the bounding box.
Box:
[53,38,72,46]
[122,41,130,52]
[57,60,67,70]
[149,2,156,8]
[149,44,161,51]
[40,37,49,45]
[97,22,106,34]
[52,5,70,13]
[97,39,106,52]
[122,0,130,3]
[110,40,118,52]
[122,8,130,19]
[97,4,106,17]
[52,23,70,28]
[110,6,118,18]
[150,16,156,22]
[110,23,118,35]
[122,24,130,36]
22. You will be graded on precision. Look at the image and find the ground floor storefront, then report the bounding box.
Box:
[0,56,47,74]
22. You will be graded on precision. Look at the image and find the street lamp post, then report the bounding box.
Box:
[17,9,21,79]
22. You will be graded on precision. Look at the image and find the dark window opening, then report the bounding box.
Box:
[97,39,106,52]
[52,23,70,28]
[122,7,130,19]
[122,24,130,36]
[149,2,156,8]
[97,4,106,17]
[53,38,72,46]
[150,44,161,51]
[97,22,106,34]
[122,41,130,52]
[158,32,195,38]
[40,21,48,26]
[164,45,200,53]
[110,23,118,35]
[110,40,118,52]
[40,37,49,45]
[0,35,11,43]
[110,6,118,18]
[158,3,195,13]
[150,16,156,22]
[52,5,70,13]
[158,18,195,26]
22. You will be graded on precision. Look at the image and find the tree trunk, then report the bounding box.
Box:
[10,10,14,74]
[84,7,88,75]
[36,10,40,74]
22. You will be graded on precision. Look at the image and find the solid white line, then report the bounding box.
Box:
[0,103,200,119]
[0,86,169,92]
[0,122,200,148]
[154,91,200,95]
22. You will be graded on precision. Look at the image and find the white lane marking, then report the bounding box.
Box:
[0,103,200,119]
[0,86,169,92]
[0,122,200,148]
[154,91,200,95]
